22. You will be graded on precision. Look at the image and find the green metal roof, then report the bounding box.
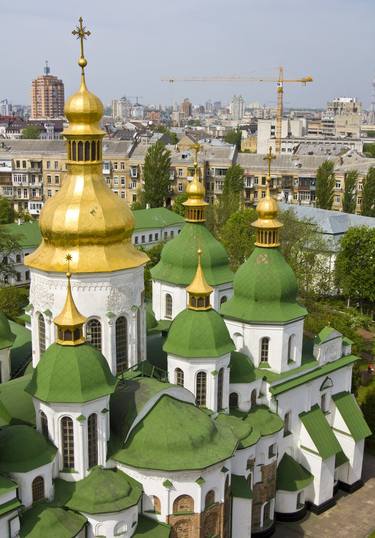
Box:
[0,374,35,426]
[221,247,307,323]
[0,313,15,350]
[54,467,142,514]
[299,405,342,460]
[9,321,31,376]
[270,354,358,396]
[151,222,233,286]
[134,516,171,537]
[314,326,342,345]
[0,474,17,496]
[26,343,117,404]
[332,391,371,441]
[0,425,56,472]
[231,474,252,499]
[113,395,237,472]
[277,454,313,491]
[133,207,185,231]
[20,503,87,538]
[2,221,41,248]
[0,497,21,517]
[163,308,235,359]
[230,351,256,384]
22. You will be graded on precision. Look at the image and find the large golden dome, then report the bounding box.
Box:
[26,20,148,273]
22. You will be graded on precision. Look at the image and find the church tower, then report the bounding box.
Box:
[25,19,148,375]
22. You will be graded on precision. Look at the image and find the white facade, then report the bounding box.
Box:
[85,505,139,538]
[11,462,55,508]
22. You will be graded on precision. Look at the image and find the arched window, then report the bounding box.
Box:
[115,316,128,374]
[288,334,295,362]
[251,389,257,408]
[91,141,97,161]
[77,141,83,160]
[234,332,243,351]
[196,372,207,407]
[40,411,49,439]
[260,337,269,363]
[152,496,161,514]
[87,413,98,469]
[229,392,238,409]
[38,313,46,355]
[72,141,76,161]
[173,495,194,514]
[217,368,224,411]
[205,490,215,509]
[137,308,142,362]
[86,319,102,351]
[61,416,74,469]
[32,476,45,503]
[84,141,90,161]
[175,368,184,386]
[165,294,172,319]
[220,296,227,305]
[262,501,271,527]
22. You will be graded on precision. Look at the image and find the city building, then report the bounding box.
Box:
[230,95,245,121]
[180,98,192,118]
[257,118,306,154]
[31,61,65,119]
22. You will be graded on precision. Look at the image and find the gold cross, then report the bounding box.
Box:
[263,146,276,179]
[72,17,91,72]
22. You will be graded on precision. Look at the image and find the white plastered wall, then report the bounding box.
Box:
[11,462,54,508]
[232,497,252,538]
[84,504,139,538]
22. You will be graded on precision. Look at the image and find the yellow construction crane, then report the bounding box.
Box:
[162,67,313,154]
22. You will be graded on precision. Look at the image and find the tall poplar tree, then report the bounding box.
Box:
[361,167,375,217]
[143,141,171,208]
[316,160,335,209]
[342,170,358,214]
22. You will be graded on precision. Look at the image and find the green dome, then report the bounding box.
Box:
[164,308,235,358]
[221,247,307,323]
[54,467,142,514]
[26,343,117,403]
[0,312,15,350]
[0,425,57,472]
[113,395,237,471]
[151,222,233,286]
[20,503,87,538]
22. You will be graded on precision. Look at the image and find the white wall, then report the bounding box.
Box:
[85,505,139,538]
[11,462,54,508]
[0,509,19,538]
[232,497,252,538]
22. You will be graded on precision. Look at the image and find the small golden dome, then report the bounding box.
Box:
[64,76,104,137]
[54,271,86,346]
[187,249,213,310]
[256,194,279,221]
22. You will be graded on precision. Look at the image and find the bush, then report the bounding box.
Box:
[0,287,29,321]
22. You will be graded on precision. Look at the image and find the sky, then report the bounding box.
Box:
[1,0,374,109]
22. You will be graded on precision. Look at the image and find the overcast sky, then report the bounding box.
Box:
[1,0,374,109]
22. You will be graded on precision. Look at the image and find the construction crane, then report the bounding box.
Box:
[162,67,313,154]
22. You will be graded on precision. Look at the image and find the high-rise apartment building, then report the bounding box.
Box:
[180,98,192,118]
[31,61,65,119]
[230,94,245,121]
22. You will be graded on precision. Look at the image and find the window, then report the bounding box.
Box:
[47,175,52,184]
[220,296,227,305]
[321,393,327,412]
[61,416,74,469]
[165,294,172,319]
[205,490,215,509]
[251,389,257,407]
[297,491,304,509]
[284,411,291,436]
[173,495,194,514]
[32,476,45,503]
[38,313,46,355]
[260,337,269,363]
[55,175,59,184]
[137,307,142,362]
[120,162,125,170]
[114,162,118,170]
[288,334,295,362]
[229,392,238,409]
[149,234,153,242]
[87,413,98,469]
[217,368,224,411]
[134,236,138,244]
[196,372,207,407]
[155,233,159,241]
[86,319,102,351]
[268,443,277,458]
[15,253,21,263]
[46,161,50,169]
[40,411,49,439]
[54,161,58,170]
[178,183,183,192]
[178,168,183,177]
[175,368,184,386]
[141,235,145,243]
[152,496,161,514]
[116,316,128,374]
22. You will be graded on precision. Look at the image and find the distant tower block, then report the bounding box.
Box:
[31,61,65,119]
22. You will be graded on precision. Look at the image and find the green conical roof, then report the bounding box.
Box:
[54,467,142,514]
[277,453,313,491]
[164,308,235,358]
[0,425,56,472]
[26,343,117,403]
[20,503,86,538]
[113,395,237,471]
[221,246,307,323]
[151,222,233,286]
[0,312,16,350]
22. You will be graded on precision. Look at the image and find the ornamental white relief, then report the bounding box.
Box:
[106,286,135,314]
[30,279,55,312]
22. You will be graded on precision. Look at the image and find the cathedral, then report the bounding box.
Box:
[0,19,370,538]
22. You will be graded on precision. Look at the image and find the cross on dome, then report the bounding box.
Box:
[72,17,91,74]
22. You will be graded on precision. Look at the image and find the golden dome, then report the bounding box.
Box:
[54,271,86,346]
[183,144,208,222]
[25,17,148,273]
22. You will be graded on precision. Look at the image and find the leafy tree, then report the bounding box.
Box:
[0,197,14,224]
[0,229,22,282]
[224,128,242,150]
[172,193,188,216]
[0,286,28,321]
[143,141,171,208]
[335,226,375,307]
[220,208,257,269]
[342,170,358,214]
[363,143,375,158]
[216,165,245,230]
[140,242,165,300]
[21,125,41,139]
[316,160,335,209]
[361,167,375,217]
[361,385,375,444]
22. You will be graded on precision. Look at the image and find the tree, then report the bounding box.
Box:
[0,286,28,321]
[143,141,171,208]
[220,208,257,270]
[363,143,375,158]
[0,197,14,224]
[21,125,41,139]
[224,128,242,150]
[361,167,375,217]
[342,170,358,214]
[0,229,22,282]
[316,160,335,209]
[336,226,375,308]
[172,193,188,216]
[216,165,245,230]
[140,242,165,300]
[361,385,375,445]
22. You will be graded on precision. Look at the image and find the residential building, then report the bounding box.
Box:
[1,221,41,286]
[180,98,192,118]
[257,118,306,154]
[31,62,65,119]
[230,95,245,121]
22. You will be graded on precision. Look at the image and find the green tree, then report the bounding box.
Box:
[363,143,375,158]
[172,193,188,216]
[0,197,14,224]
[0,229,22,282]
[21,125,41,139]
[143,141,171,208]
[361,385,375,445]
[361,167,375,217]
[335,226,375,308]
[0,286,28,321]
[316,160,335,209]
[216,165,245,230]
[342,170,358,214]
[220,208,257,270]
[140,242,165,300]
[224,128,242,150]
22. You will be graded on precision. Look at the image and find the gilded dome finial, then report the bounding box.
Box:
[251,146,283,248]
[54,255,87,346]
[183,143,208,223]
[186,249,213,311]
[72,16,91,77]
